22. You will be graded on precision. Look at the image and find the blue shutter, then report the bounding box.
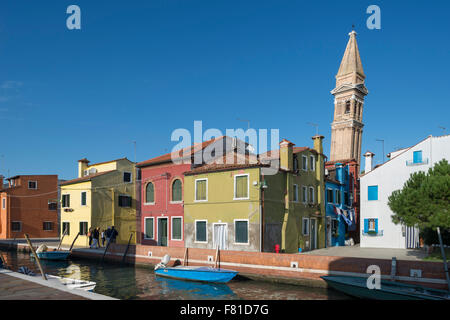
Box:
[413,151,422,164]
[375,219,378,234]
[368,186,378,201]
[364,219,369,233]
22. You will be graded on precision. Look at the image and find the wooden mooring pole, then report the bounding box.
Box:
[24,234,47,281]
[183,247,188,266]
[121,233,133,265]
[69,232,80,252]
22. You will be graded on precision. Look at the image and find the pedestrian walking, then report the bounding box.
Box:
[91,227,100,249]
[101,229,106,247]
[110,226,119,244]
[88,228,93,248]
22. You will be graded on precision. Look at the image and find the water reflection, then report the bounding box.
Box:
[1,250,349,300]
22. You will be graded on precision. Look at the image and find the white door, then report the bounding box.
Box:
[310,218,317,250]
[213,224,228,250]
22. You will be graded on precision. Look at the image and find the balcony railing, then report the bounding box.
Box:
[406,158,429,166]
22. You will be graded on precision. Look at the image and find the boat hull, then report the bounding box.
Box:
[322,276,449,300]
[34,251,71,260]
[155,266,238,283]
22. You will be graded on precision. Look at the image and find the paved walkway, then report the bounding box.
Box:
[0,269,116,300]
[303,244,428,261]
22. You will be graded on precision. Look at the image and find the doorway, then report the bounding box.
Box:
[326,216,332,247]
[213,223,228,250]
[158,217,168,247]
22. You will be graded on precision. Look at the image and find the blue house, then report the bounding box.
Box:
[325,163,355,247]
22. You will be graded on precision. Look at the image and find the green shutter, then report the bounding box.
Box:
[145,218,153,239]
[235,175,248,198]
[146,183,154,203]
[196,221,206,241]
[172,180,182,202]
[235,221,248,243]
[196,180,206,200]
[172,218,182,240]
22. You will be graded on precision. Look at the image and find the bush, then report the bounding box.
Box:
[420,228,450,246]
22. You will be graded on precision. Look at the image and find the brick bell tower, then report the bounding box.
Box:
[330,30,368,165]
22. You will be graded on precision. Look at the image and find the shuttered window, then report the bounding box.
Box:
[145,218,154,239]
[81,192,87,206]
[196,221,207,242]
[43,222,53,231]
[235,220,248,244]
[234,175,248,199]
[293,184,299,202]
[195,179,207,201]
[62,194,70,208]
[79,222,88,235]
[62,222,70,236]
[172,179,182,202]
[368,186,378,201]
[118,195,132,207]
[172,217,182,240]
[327,189,334,203]
[146,182,154,203]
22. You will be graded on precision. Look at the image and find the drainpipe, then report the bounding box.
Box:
[260,172,265,253]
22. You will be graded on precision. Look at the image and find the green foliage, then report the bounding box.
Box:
[420,227,450,246]
[388,159,450,229]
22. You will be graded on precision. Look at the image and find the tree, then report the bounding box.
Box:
[388,159,450,291]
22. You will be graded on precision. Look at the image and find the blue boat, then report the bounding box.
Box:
[32,251,71,261]
[321,275,450,300]
[155,266,238,283]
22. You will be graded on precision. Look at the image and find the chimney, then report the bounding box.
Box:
[312,135,325,155]
[363,151,375,173]
[335,163,344,183]
[279,139,294,171]
[0,175,3,188]
[78,158,90,178]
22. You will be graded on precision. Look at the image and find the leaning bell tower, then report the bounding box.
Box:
[330,30,368,165]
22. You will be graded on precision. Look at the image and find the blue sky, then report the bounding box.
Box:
[0,0,449,180]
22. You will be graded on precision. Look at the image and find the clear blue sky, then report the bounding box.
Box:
[0,0,449,180]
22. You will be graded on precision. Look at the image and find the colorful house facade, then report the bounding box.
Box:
[59,157,137,247]
[360,134,450,249]
[325,163,355,247]
[136,136,248,247]
[0,175,59,239]
[183,136,327,253]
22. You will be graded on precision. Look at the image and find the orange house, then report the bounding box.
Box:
[0,175,59,239]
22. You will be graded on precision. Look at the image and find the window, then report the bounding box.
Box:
[11,221,21,232]
[195,220,207,242]
[345,101,350,114]
[43,222,53,231]
[81,192,87,206]
[344,192,349,206]
[48,200,57,210]
[293,156,299,171]
[335,189,341,204]
[302,218,309,235]
[172,179,182,202]
[413,151,423,164]
[118,195,132,207]
[368,186,378,201]
[302,156,308,171]
[327,189,334,203]
[195,179,207,201]
[144,218,154,239]
[309,155,315,171]
[62,222,70,236]
[309,187,315,203]
[145,182,154,204]
[234,174,249,199]
[293,184,299,202]
[235,220,248,244]
[79,222,88,236]
[172,217,182,240]
[364,218,378,234]
[28,181,37,190]
[302,186,308,203]
[123,172,132,183]
[2,198,6,209]
[62,194,70,208]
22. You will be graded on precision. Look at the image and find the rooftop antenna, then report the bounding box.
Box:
[307,122,319,136]
[376,139,385,164]
[237,118,250,130]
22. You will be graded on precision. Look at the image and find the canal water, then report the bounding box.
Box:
[1,250,349,300]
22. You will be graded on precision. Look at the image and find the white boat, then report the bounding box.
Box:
[46,274,97,292]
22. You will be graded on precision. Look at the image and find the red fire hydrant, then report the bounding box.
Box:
[275,244,280,253]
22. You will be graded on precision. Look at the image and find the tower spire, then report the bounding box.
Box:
[336,30,365,86]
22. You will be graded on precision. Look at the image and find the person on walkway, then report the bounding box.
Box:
[105,227,112,245]
[101,229,106,247]
[88,228,93,248]
[91,227,100,249]
[110,226,119,244]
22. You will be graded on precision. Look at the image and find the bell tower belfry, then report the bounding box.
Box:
[330,30,368,165]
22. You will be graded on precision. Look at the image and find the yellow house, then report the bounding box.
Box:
[60,158,137,247]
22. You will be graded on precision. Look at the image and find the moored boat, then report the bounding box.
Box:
[46,274,96,292]
[154,254,238,283]
[34,250,71,260]
[321,275,450,300]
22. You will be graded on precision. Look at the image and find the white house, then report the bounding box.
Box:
[360,134,450,249]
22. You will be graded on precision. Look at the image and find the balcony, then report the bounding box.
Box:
[406,158,429,166]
